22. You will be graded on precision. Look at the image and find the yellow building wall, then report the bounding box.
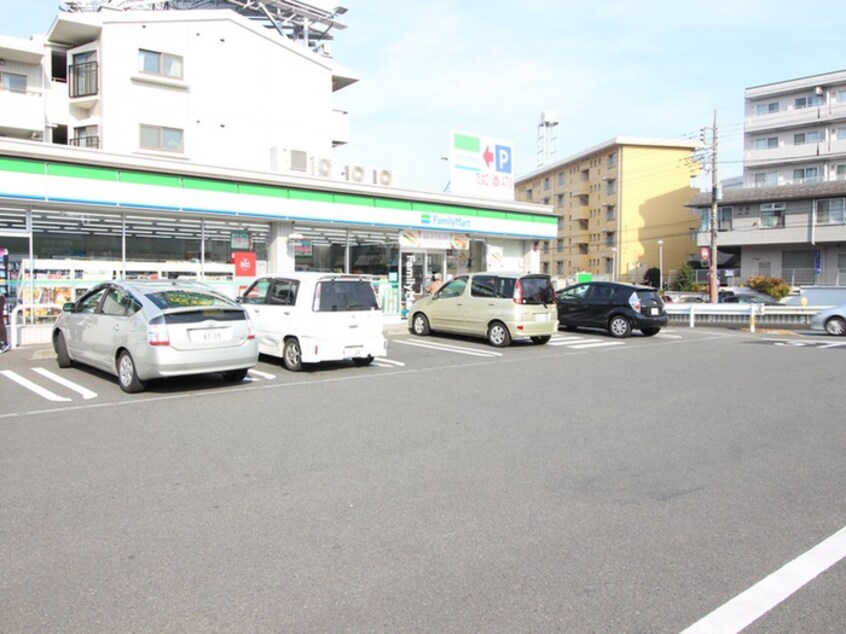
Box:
[617,146,700,284]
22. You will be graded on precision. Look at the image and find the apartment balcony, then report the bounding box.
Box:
[68,61,99,109]
[329,108,350,147]
[0,88,44,135]
[745,140,846,168]
[68,135,100,149]
[746,106,831,134]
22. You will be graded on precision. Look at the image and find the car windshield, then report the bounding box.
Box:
[520,276,555,304]
[315,280,378,311]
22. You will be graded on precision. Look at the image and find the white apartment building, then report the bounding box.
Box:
[689,70,846,287]
[744,69,846,187]
[0,5,556,326]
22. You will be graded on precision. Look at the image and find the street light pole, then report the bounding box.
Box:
[611,247,617,282]
[657,239,664,290]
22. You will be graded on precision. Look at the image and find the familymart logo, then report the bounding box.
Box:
[421,213,471,229]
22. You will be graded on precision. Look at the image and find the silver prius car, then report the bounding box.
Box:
[53,280,258,392]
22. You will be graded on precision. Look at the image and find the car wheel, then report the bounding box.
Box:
[411,313,430,336]
[640,327,661,337]
[222,368,249,382]
[487,321,512,347]
[55,332,72,368]
[117,350,146,393]
[530,335,551,344]
[824,316,846,336]
[352,355,374,367]
[608,315,632,338]
[282,338,303,372]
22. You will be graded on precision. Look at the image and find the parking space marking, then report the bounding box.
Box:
[32,367,98,400]
[656,332,682,339]
[0,370,72,402]
[394,339,504,357]
[681,524,846,634]
[372,358,406,367]
[549,336,625,349]
[247,368,276,380]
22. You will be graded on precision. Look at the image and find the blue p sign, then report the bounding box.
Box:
[495,145,512,174]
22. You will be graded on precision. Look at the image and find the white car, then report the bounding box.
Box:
[239,272,387,371]
[809,304,846,336]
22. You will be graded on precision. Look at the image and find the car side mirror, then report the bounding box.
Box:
[62,302,74,312]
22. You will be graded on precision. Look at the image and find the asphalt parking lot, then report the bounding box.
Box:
[1,325,845,632]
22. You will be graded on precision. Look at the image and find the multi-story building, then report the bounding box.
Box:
[516,138,701,286]
[689,70,846,287]
[744,69,846,187]
[0,4,556,327]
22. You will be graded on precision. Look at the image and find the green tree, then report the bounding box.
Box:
[643,267,660,288]
[671,262,698,291]
[746,275,791,300]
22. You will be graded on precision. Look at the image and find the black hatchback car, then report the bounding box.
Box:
[555,281,667,338]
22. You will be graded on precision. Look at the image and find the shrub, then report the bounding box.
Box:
[746,275,791,300]
[643,267,660,288]
[671,263,699,291]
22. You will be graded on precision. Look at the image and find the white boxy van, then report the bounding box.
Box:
[238,273,387,371]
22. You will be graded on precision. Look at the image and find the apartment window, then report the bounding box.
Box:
[556,261,564,275]
[793,167,819,183]
[754,137,778,150]
[0,72,26,93]
[837,127,846,141]
[557,216,565,229]
[836,165,846,181]
[71,125,99,148]
[605,205,616,221]
[557,193,564,207]
[139,49,183,79]
[605,231,616,247]
[543,177,550,191]
[718,206,733,231]
[526,188,533,199]
[794,131,821,145]
[760,202,786,228]
[605,179,616,195]
[70,51,98,98]
[607,152,617,168]
[557,172,565,186]
[754,172,777,187]
[542,262,549,274]
[816,198,846,225]
[795,95,823,109]
[556,239,563,252]
[837,90,846,103]
[755,102,779,115]
[140,124,184,152]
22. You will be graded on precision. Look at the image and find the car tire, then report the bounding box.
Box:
[824,316,846,336]
[608,315,632,338]
[530,335,551,344]
[352,356,374,367]
[55,332,72,368]
[640,327,661,337]
[117,350,146,393]
[282,338,303,372]
[411,313,430,336]
[487,321,512,347]
[222,368,249,382]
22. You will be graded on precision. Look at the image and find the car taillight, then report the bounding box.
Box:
[513,279,523,304]
[147,317,170,346]
[628,292,641,312]
[246,316,256,340]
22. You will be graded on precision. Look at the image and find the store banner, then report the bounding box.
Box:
[231,251,256,277]
[399,230,469,250]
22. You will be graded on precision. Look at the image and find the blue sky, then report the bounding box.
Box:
[3,0,846,193]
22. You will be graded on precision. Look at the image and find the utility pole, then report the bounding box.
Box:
[707,111,719,303]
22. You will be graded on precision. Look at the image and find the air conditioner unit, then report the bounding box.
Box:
[269,147,309,173]
[373,168,396,187]
[345,164,367,183]
[312,157,334,178]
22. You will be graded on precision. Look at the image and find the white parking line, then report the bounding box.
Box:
[567,340,626,349]
[32,368,98,400]
[247,369,276,380]
[373,358,406,367]
[680,524,846,634]
[395,339,503,357]
[0,370,72,402]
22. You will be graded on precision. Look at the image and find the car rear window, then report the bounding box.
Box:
[315,280,379,312]
[164,309,247,324]
[146,289,233,309]
[520,276,555,305]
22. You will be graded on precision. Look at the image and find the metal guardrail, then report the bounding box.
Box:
[664,303,822,332]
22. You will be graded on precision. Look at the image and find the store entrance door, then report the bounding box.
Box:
[400,250,447,317]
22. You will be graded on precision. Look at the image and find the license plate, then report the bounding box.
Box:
[189,327,231,343]
[345,346,363,357]
[535,313,550,322]
[650,308,659,316]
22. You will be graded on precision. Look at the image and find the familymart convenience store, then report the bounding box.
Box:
[0,143,555,329]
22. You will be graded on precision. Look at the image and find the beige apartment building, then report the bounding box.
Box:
[516,137,702,287]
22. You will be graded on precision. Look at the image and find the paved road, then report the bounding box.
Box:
[1,327,844,632]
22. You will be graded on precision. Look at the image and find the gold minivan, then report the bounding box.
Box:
[408,272,558,347]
